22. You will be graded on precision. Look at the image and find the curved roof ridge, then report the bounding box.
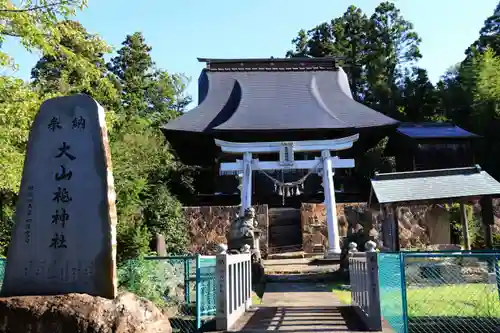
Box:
[335,67,354,99]
[214,71,349,131]
[309,74,347,125]
[162,72,236,132]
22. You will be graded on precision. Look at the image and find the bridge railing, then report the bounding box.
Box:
[216,252,252,330]
[349,251,382,331]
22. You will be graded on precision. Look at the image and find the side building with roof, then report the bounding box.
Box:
[385,122,481,172]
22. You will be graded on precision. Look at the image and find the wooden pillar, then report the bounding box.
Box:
[392,204,400,251]
[383,204,399,251]
[480,196,494,249]
[460,202,471,250]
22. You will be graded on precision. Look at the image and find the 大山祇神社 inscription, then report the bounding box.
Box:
[1,94,117,299]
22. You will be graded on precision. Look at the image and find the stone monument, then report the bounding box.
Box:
[1,94,117,299]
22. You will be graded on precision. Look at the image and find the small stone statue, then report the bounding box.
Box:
[365,240,377,252]
[240,207,259,238]
[348,242,358,253]
[216,243,228,254]
[241,244,251,253]
[228,207,259,244]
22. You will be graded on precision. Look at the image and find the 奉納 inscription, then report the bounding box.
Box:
[47,116,62,132]
[72,116,86,130]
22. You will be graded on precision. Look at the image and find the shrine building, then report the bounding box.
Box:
[162,57,492,256]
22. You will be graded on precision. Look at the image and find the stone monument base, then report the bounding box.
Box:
[0,292,172,333]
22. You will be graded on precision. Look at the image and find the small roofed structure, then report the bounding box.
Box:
[386,122,481,171]
[369,165,500,251]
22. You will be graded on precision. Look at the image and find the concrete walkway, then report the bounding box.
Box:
[229,282,390,332]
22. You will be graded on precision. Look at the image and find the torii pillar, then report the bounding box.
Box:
[321,149,342,256]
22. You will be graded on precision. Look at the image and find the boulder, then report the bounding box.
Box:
[0,292,172,333]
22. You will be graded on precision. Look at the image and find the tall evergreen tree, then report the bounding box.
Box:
[466,1,500,57]
[287,2,422,117]
[107,32,154,115]
[364,1,422,116]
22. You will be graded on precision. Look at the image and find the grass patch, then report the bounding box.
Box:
[340,282,500,317]
[252,294,262,304]
[330,283,351,305]
[405,283,500,317]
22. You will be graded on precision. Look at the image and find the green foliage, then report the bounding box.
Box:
[356,137,395,179]
[143,185,188,255]
[116,220,150,263]
[0,1,87,67]
[106,32,192,262]
[30,20,118,109]
[0,16,192,258]
[117,258,184,308]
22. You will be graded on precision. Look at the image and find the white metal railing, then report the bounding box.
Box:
[349,249,382,331]
[216,251,252,330]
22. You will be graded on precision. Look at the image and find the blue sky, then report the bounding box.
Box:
[4,0,498,105]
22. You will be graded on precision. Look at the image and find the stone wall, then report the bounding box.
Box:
[183,205,268,255]
[301,203,381,253]
[301,203,456,252]
[184,202,465,255]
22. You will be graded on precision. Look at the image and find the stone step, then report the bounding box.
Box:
[266,272,341,282]
[264,257,340,276]
[264,258,313,266]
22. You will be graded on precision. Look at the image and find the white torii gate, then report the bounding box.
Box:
[215,134,359,256]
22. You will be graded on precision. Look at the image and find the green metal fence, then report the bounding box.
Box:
[0,256,216,333]
[127,255,217,333]
[0,258,4,290]
[379,251,500,333]
[378,253,406,333]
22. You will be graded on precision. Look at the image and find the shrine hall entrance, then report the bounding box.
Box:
[268,207,303,254]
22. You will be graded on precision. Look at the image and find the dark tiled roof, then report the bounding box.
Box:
[370,165,500,204]
[397,122,480,139]
[163,58,398,133]
[198,57,343,71]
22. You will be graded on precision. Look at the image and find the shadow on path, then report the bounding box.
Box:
[232,305,371,332]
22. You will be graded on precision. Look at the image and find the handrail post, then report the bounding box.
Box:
[216,252,230,330]
[185,258,191,304]
[195,254,201,329]
[399,252,409,333]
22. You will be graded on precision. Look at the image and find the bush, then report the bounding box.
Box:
[117,258,184,309]
[116,220,151,263]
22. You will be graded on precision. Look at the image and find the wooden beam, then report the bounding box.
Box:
[219,158,355,174]
[460,203,471,250]
[214,134,359,154]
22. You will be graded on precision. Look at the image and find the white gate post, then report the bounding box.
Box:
[240,152,253,215]
[321,150,341,256]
